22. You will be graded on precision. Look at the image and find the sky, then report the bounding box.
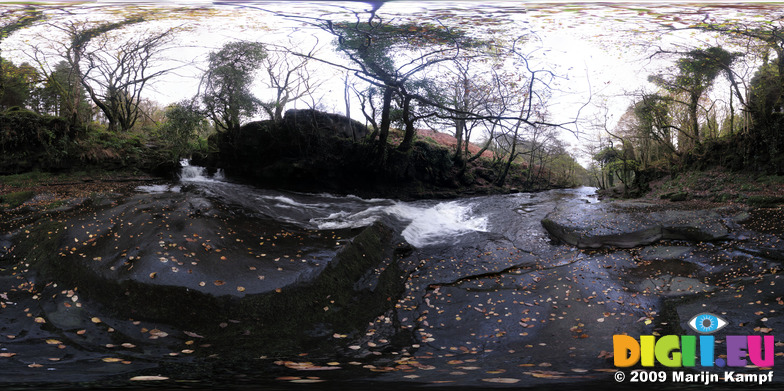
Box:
[2,1,779,163]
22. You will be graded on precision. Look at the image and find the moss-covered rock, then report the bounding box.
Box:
[0,110,72,174]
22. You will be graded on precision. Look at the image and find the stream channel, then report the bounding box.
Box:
[0,162,781,389]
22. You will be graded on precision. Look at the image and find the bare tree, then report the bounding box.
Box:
[260,44,324,122]
[79,26,178,131]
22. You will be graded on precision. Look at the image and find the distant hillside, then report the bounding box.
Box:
[415,129,494,160]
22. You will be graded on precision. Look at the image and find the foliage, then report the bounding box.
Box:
[200,41,266,133]
[592,144,639,195]
[325,12,485,155]
[748,60,781,126]
[29,61,90,119]
[0,58,38,110]
[0,109,72,173]
[156,100,212,162]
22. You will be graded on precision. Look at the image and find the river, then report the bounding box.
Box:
[0,163,780,389]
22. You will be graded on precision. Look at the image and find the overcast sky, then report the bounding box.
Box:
[2,1,777,162]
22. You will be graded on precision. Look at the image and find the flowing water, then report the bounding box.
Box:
[166,160,598,249]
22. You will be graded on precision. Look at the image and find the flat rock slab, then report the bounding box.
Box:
[639,245,692,261]
[52,191,351,297]
[541,201,730,248]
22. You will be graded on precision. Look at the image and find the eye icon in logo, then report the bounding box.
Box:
[688,313,728,334]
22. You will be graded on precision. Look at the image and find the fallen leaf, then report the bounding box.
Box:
[482,378,520,383]
[130,375,169,381]
[184,331,204,338]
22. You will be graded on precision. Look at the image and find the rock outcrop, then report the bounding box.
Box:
[283,109,369,141]
[541,201,731,248]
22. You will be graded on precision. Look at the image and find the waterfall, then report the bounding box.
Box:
[179,159,224,182]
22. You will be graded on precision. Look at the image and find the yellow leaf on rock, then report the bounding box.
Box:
[102,357,123,363]
[482,378,520,383]
[91,317,101,324]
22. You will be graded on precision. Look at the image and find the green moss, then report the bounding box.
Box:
[0,190,35,208]
[746,195,784,208]
[739,183,761,191]
[0,171,52,187]
[45,200,68,210]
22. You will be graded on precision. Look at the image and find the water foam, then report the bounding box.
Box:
[311,201,488,247]
[388,202,488,247]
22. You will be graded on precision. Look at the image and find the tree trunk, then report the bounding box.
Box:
[398,95,415,152]
[453,118,466,166]
[690,92,700,146]
[496,126,520,186]
[376,86,393,159]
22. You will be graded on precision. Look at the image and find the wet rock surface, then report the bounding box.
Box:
[542,201,733,248]
[1,182,782,389]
